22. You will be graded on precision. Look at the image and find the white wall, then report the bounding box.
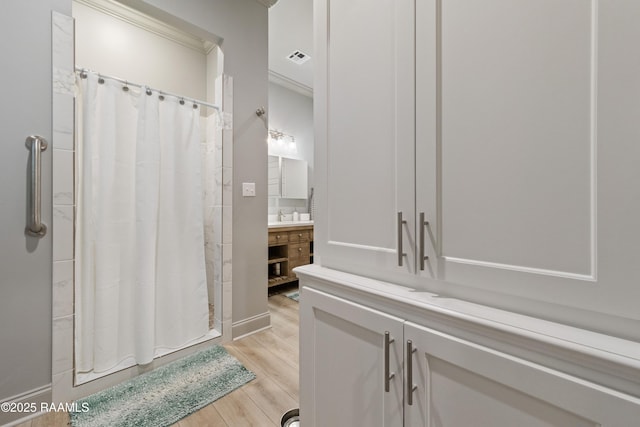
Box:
[73,1,207,101]
[268,81,314,215]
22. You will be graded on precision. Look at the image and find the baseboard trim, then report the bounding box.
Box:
[232,311,271,339]
[0,384,52,426]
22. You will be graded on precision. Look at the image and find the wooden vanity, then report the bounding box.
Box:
[268,223,314,288]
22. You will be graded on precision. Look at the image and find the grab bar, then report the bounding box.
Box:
[26,135,47,237]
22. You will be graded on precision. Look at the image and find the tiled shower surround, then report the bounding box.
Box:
[51,11,233,403]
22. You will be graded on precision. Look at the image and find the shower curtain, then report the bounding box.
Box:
[75,72,209,374]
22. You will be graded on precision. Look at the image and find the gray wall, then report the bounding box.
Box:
[0,1,71,423]
[121,0,269,334]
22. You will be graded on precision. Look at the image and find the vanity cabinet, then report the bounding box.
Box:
[268,225,313,287]
[314,0,640,340]
[298,269,640,427]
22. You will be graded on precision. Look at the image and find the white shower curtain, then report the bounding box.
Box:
[75,72,209,374]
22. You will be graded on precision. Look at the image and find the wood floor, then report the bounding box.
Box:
[17,288,299,427]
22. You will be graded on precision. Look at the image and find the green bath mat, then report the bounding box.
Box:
[70,345,255,427]
[285,291,300,302]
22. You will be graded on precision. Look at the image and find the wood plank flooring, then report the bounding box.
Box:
[17,288,300,427]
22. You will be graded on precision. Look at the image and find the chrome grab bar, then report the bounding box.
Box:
[25,135,47,237]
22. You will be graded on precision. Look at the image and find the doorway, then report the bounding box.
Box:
[51,0,232,401]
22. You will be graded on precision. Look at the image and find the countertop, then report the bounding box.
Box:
[268,220,314,229]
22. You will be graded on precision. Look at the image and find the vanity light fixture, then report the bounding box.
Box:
[268,129,296,152]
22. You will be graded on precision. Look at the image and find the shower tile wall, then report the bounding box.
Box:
[51,11,76,404]
[50,12,233,403]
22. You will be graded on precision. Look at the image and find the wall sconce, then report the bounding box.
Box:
[268,129,296,153]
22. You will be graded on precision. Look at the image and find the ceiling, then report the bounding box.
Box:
[268,0,313,97]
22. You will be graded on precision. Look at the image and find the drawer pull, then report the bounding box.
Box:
[276,235,281,239]
[298,247,302,252]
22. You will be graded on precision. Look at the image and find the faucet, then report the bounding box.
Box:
[278,209,284,222]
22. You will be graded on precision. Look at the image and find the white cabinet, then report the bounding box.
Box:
[298,273,640,427]
[405,321,639,427]
[314,0,416,277]
[315,0,640,340]
[300,287,403,427]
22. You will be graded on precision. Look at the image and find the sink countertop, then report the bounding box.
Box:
[268,220,314,229]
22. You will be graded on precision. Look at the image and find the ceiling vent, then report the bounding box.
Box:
[287,50,311,65]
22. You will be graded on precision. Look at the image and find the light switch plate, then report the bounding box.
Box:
[242,182,256,197]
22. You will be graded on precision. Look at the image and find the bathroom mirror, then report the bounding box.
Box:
[269,155,308,200]
[268,155,280,197]
[281,157,308,199]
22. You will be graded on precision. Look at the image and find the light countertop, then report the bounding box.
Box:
[268,220,314,229]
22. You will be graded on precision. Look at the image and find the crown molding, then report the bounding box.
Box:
[74,0,213,54]
[269,70,313,98]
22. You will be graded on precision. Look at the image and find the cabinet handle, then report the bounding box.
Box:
[384,331,395,392]
[407,340,417,405]
[26,135,47,237]
[298,233,302,237]
[276,235,281,239]
[419,212,429,271]
[397,212,407,266]
[298,247,302,252]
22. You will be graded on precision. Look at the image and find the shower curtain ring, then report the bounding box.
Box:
[123,81,129,92]
[180,98,185,105]
[80,69,88,79]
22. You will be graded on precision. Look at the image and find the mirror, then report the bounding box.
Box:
[268,155,280,197]
[269,155,308,200]
[281,157,308,199]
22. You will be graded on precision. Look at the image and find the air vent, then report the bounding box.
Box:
[287,50,311,65]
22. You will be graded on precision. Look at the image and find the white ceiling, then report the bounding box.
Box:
[268,0,313,96]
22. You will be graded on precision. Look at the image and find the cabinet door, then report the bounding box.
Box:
[404,321,640,426]
[300,287,403,427]
[415,0,640,339]
[314,0,417,279]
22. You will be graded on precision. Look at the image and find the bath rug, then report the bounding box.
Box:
[69,345,255,427]
[285,291,300,302]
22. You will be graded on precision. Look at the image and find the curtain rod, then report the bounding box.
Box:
[75,67,220,111]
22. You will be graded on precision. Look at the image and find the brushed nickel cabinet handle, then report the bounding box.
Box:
[407,340,417,405]
[26,135,47,237]
[384,331,395,392]
[419,212,429,271]
[397,212,407,266]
